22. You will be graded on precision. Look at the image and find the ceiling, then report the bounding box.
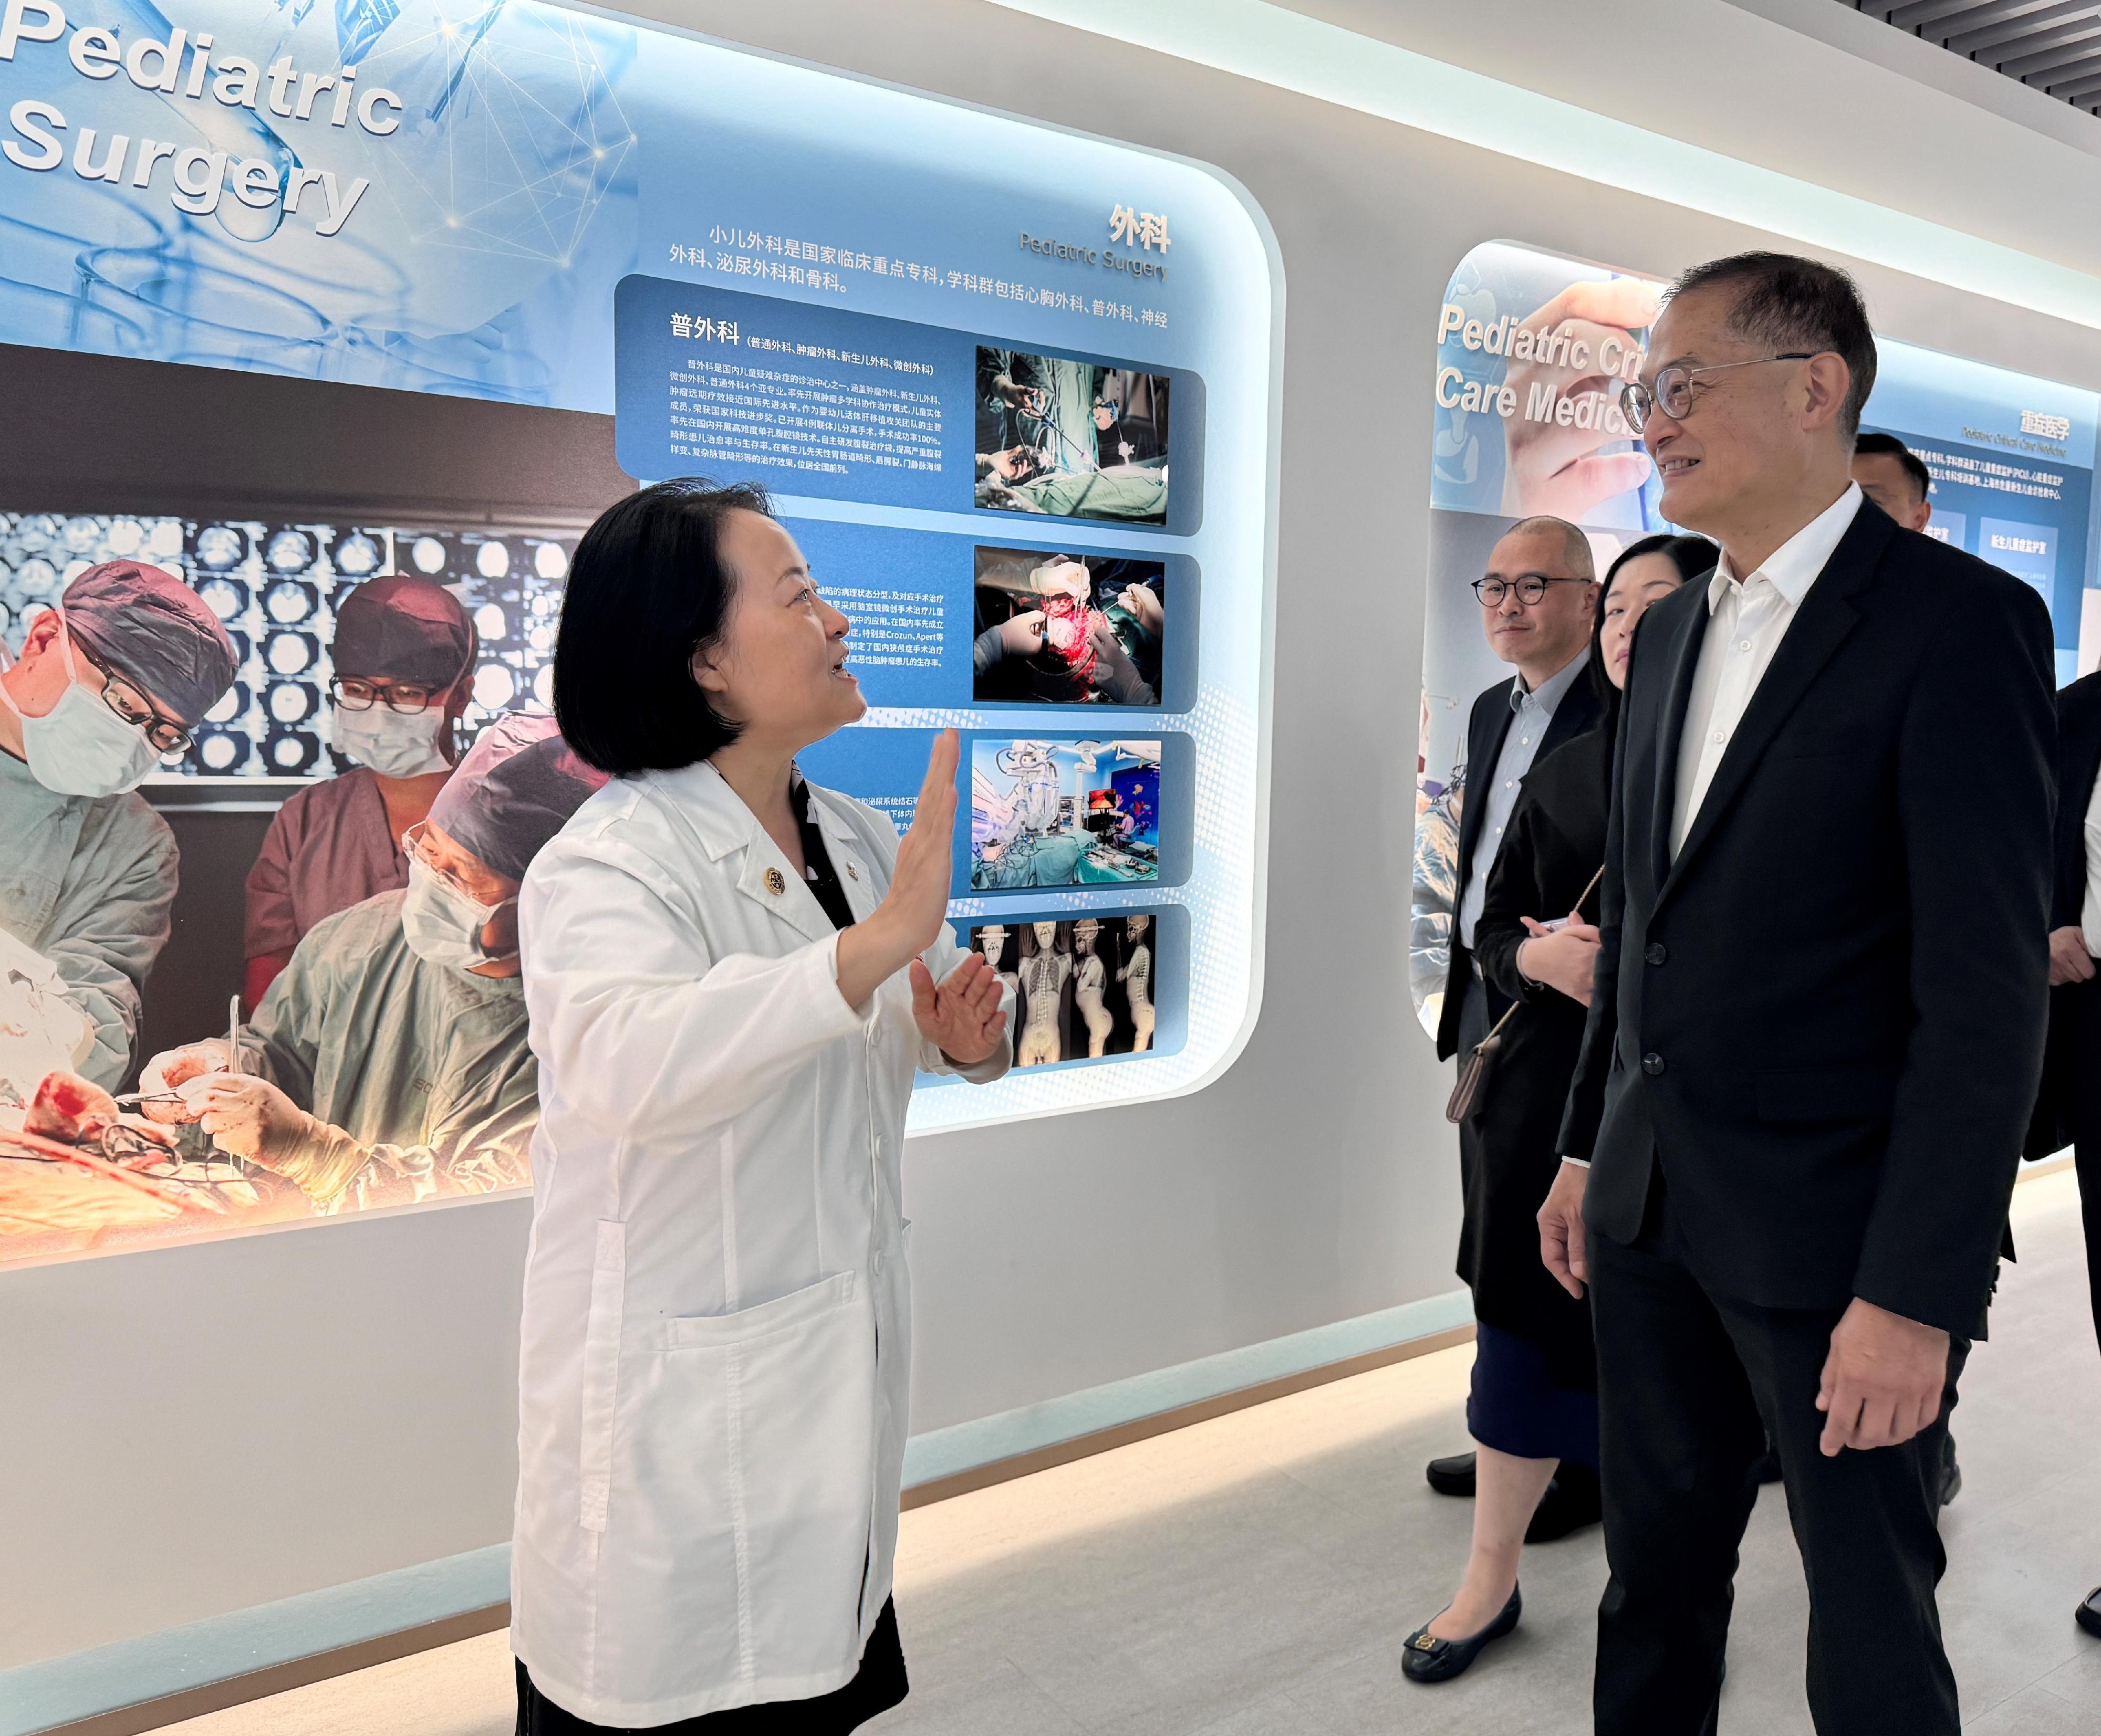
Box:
[1848,2,2101,113]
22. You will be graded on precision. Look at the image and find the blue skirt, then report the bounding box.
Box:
[1466,1319,1599,1466]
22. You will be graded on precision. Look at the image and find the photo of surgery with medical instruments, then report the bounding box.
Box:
[966,913,1162,1068]
[970,737,1162,890]
[975,346,1171,523]
[0,341,633,1266]
[973,545,1165,706]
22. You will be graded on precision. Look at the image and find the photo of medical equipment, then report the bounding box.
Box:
[972,545,1164,707]
[966,912,1163,1069]
[0,511,579,781]
[975,346,1170,524]
[970,737,1161,890]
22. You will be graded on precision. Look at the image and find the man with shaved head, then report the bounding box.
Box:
[1425,513,1602,1527]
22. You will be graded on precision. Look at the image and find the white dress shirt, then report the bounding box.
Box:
[1457,652,1588,949]
[1671,484,1864,859]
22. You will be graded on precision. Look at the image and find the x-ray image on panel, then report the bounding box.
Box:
[0,511,578,778]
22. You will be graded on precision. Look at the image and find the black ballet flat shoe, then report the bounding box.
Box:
[1524,1462,1602,1543]
[1426,1452,1476,1497]
[2077,1587,2101,1639]
[1401,1584,1522,1683]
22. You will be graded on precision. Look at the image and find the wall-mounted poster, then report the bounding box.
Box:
[0,0,1277,1266]
[1413,239,2100,1037]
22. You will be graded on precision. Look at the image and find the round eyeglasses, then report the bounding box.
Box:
[1619,353,1818,434]
[330,675,441,714]
[1471,574,1590,608]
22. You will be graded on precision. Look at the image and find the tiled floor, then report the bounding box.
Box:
[166,1168,2101,1734]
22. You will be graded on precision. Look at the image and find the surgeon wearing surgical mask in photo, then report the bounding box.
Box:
[243,575,476,1008]
[0,562,236,1096]
[140,714,604,1215]
[398,815,523,975]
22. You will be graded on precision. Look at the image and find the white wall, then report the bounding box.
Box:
[9,0,2101,1670]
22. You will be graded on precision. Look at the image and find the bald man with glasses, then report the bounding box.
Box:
[1426,515,1602,1527]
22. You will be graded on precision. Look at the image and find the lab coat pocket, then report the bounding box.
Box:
[616,1271,877,1699]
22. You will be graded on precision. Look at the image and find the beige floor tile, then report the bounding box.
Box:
[164,1170,2101,1735]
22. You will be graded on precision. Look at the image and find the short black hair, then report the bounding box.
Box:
[1852,431,1931,505]
[1589,533,1717,715]
[553,478,772,775]
[1668,251,1877,439]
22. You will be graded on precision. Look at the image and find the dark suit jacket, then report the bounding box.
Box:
[1434,667,1601,1060]
[2027,672,2101,1158]
[1556,499,2056,1335]
[2048,674,2101,930]
[1461,723,1611,1382]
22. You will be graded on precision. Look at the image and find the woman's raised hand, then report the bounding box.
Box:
[836,730,960,1009]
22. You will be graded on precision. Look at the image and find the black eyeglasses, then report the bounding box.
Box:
[76,642,191,754]
[330,675,441,715]
[1620,353,1819,433]
[1472,574,1590,608]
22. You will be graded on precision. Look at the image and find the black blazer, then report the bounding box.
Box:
[1461,724,1611,1384]
[2027,672,2101,1158]
[1435,667,1602,1059]
[1557,499,2056,1335]
[2048,673,2101,930]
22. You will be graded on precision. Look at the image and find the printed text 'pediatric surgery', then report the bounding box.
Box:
[1,0,399,235]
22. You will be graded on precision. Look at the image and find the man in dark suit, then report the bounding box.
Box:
[1435,517,1603,1065]
[2035,671,2101,1637]
[1536,252,2055,1735]
[1424,516,1599,1518]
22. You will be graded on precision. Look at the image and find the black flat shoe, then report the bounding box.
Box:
[1525,1462,1601,1543]
[1426,1452,1476,1497]
[1401,1584,1522,1682]
[2077,1587,2101,1639]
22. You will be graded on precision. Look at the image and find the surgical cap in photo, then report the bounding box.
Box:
[429,714,609,881]
[331,576,474,688]
[61,562,238,729]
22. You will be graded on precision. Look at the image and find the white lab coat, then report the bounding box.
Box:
[510,758,1010,1727]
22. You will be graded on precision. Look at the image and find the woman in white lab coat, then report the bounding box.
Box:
[512,479,1013,1733]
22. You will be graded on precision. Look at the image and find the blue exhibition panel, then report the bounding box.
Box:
[0,0,1279,1174]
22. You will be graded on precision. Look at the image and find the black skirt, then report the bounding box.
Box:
[514,1599,908,1735]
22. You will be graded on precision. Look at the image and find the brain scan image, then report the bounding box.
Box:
[0,510,582,781]
[196,526,246,570]
[265,530,314,573]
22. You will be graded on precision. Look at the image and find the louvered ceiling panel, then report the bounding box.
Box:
[1852,1,2101,111]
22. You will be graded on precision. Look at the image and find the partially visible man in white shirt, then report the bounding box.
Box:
[1671,482,1860,857]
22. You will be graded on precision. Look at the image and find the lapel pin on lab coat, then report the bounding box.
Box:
[846,862,858,880]
[764,866,786,895]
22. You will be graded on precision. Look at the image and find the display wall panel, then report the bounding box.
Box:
[0,0,1278,1264]
[1410,237,2101,1036]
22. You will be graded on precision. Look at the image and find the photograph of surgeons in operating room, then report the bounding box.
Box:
[975,347,1171,524]
[973,546,1164,706]
[0,715,604,1264]
[970,738,1161,890]
[968,913,1159,1066]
